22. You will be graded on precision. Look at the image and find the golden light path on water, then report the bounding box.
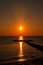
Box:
[19,36,23,57]
[18,36,26,61]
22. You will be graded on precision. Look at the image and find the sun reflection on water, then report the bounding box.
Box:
[19,36,23,57]
[20,42,22,51]
[19,36,23,40]
[19,41,23,57]
[18,36,26,62]
[18,36,24,61]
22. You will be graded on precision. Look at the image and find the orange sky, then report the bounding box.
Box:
[0,0,43,36]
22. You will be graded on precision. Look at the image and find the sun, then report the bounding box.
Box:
[19,26,23,31]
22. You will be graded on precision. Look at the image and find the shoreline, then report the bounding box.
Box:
[1,57,43,65]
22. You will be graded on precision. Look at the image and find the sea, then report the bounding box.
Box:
[0,36,43,64]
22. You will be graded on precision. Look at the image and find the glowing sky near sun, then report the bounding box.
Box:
[0,0,43,36]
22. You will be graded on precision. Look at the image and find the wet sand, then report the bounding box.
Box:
[1,57,43,65]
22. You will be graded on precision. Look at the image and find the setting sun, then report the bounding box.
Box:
[19,26,23,31]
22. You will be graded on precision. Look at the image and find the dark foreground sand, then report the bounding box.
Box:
[1,57,43,65]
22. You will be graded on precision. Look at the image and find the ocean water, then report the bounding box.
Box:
[0,36,43,64]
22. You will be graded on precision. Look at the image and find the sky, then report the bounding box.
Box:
[0,0,43,36]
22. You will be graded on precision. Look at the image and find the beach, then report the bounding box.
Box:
[1,57,43,65]
[0,36,43,65]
